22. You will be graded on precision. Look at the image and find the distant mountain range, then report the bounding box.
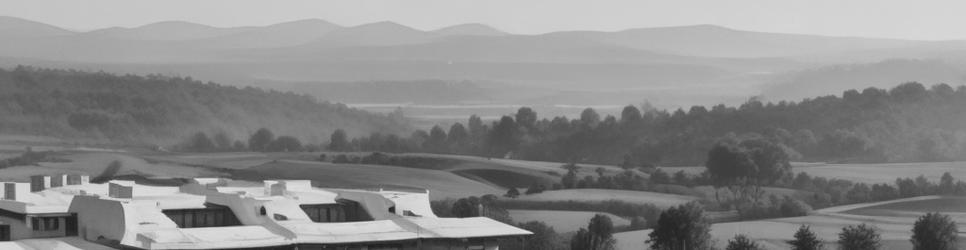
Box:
[2,16,966,106]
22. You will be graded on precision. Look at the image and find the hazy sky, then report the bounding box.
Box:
[2,0,965,40]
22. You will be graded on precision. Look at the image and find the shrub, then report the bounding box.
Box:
[838,224,880,250]
[332,154,350,164]
[787,225,824,250]
[726,234,763,250]
[504,187,520,198]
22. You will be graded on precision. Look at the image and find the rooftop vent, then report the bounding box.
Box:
[30,176,50,192]
[66,175,89,186]
[108,181,134,199]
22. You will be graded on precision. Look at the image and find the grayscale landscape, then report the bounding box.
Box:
[0,1,965,250]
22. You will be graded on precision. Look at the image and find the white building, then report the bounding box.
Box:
[0,175,531,250]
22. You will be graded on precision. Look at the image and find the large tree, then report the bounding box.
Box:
[423,125,448,153]
[706,137,791,208]
[647,202,712,250]
[910,212,958,250]
[328,129,350,151]
[487,116,519,157]
[515,107,538,130]
[248,128,275,152]
[571,214,615,250]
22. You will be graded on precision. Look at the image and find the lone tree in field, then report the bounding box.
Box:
[571,214,615,250]
[647,202,712,250]
[787,225,824,250]
[910,212,958,250]
[726,234,763,250]
[838,224,880,250]
[504,187,520,198]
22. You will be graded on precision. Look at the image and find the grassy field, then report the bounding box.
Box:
[144,152,278,169]
[661,161,966,185]
[842,196,966,218]
[515,189,698,208]
[508,209,630,233]
[614,196,966,250]
[400,153,638,180]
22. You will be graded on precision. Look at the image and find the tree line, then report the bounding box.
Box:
[328,82,966,166]
[647,202,958,250]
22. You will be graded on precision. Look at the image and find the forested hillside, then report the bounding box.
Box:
[0,66,411,145]
[334,82,966,165]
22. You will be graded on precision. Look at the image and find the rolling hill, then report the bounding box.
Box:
[0,66,411,145]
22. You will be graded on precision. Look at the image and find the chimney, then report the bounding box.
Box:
[108,181,134,198]
[4,183,28,200]
[30,176,50,192]
[1,183,10,200]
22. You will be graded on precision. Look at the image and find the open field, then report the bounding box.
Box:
[399,153,637,179]
[614,196,966,250]
[515,189,698,208]
[232,160,503,200]
[144,152,278,169]
[843,196,966,218]
[508,210,630,233]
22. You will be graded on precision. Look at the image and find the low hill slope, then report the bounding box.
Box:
[0,66,411,145]
[515,189,697,208]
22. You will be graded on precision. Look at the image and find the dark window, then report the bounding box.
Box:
[44,218,59,231]
[31,217,59,231]
[0,225,9,241]
[162,205,242,228]
[299,204,348,223]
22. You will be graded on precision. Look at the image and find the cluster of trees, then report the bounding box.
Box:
[787,171,966,210]
[332,82,966,166]
[647,203,960,250]
[178,128,315,152]
[0,66,409,145]
[560,164,649,191]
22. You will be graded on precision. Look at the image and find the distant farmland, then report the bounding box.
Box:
[508,210,630,233]
[515,189,697,208]
[661,161,966,184]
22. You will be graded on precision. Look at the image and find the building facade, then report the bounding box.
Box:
[0,176,531,250]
